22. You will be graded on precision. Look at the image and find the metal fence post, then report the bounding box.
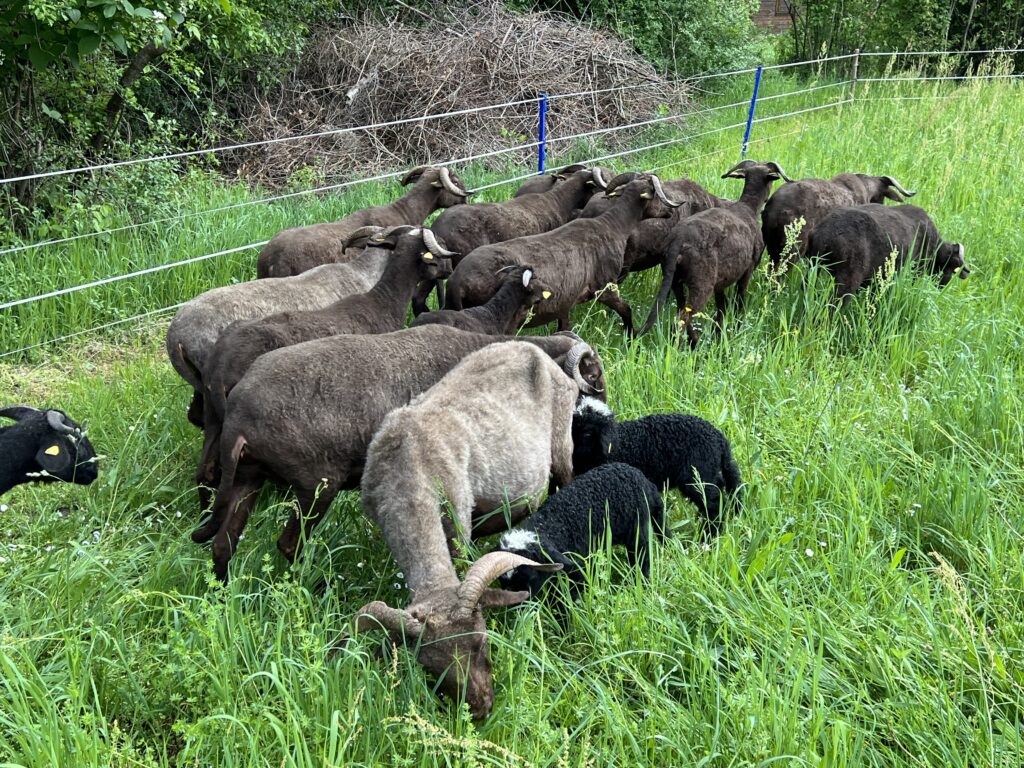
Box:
[741,66,763,157]
[537,93,548,174]
[850,48,861,100]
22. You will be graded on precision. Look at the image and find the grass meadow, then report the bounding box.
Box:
[1,71,1023,766]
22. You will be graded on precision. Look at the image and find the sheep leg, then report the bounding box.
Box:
[210,463,264,582]
[193,424,222,519]
[685,481,723,538]
[411,280,434,316]
[187,390,205,428]
[713,289,727,338]
[277,485,340,563]
[595,290,634,335]
[556,315,574,333]
[628,524,652,579]
[735,270,753,315]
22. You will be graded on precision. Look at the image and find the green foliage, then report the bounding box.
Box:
[1,78,1023,766]
[514,0,769,74]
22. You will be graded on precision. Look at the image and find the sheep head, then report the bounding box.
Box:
[552,332,606,398]
[859,174,917,203]
[570,396,616,475]
[721,160,792,183]
[934,242,970,286]
[0,406,99,487]
[402,166,472,207]
[605,174,681,218]
[355,552,560,719]
[497,530,574,597]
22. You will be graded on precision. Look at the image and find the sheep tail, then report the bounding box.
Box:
[636,238,682,336]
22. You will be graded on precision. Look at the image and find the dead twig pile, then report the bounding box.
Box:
[230,2,692,189]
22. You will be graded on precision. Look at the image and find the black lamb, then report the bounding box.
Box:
[496,462,665,597]
[1,406,99,496]
[571,397,741,535]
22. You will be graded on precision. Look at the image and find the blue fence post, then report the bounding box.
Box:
[537,92,548,174]
[741,66,763,157]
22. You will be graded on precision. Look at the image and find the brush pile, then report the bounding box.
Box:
[230,2,693,188]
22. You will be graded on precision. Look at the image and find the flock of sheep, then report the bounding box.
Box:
[0,158,970,719]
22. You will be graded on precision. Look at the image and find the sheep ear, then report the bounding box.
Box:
[0,405,42,422]
[478,587,531,609]
[35,443,72,474]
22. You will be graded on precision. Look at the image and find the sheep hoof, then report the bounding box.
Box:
[191,521,219,544]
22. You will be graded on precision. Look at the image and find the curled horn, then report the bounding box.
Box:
[765,161,793,182]
[721,160,754,179]
[46,410,78,436]
[881,175,916,198]
[422,229,458,258]
[456,551,562,617]
[591,167,609,189]
[650,175,681,208]
[438,167,470,197]
[354,601,423,638]
[342,226,387,249]
[0,405,43,422]
[401,166,430,186]
[565,340,602,395]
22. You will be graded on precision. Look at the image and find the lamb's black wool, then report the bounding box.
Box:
[0,406,99,496]
[497,462,665,597]
[571,397,741,534]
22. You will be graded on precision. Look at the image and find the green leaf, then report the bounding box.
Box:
[78,33,102,57]
[40,103,65,124]
[110,32,128,54]
[66,9,82,23]
[888,547,907,573]
[217,0,232,13]
[134,7,154,18]
[27,45,54,70]
[103,3,118,18]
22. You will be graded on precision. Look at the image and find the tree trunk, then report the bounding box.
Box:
[89,41,167,154]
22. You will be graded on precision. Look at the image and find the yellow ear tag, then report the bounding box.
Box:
[45,445,61,456]
[685,306,693,313]
[422,252,434,260]
[542,291,552,299]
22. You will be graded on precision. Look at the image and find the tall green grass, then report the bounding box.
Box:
[1,74,1023,766]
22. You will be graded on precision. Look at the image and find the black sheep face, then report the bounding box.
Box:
[496,535,559,597]
[1,407,99,488]
[934,243,969,286]
[570,397,616,475]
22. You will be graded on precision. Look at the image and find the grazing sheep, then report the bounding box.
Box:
[192,326,605,581]
[762,172,916,269]
[496,462,666,598]
[1,406,99,496]
[571,397,741,536]
[353,341,584,718]
[166,225,393,427]
[410,266,553,335]
[256,166,470,278]
[806,203,969,303]
[639,160,790,346]
[512,164,589,197]
[445,174,681,334]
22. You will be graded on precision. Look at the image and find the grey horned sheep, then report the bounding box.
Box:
[806,203,969,303]
[256,166,469,278]
[496,462,666,598]
[192,326,605,581]
[762,172,916,269]
[1,406,99,496]
[354,341,584,719]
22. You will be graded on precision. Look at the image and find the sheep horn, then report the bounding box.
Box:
[650,175,681,208]
[591,167,609,189]
[456,551,562,615]
[522,269,533,288]
[559,163,588,174]
[46,410,78,435]
[438,167,470,198]
[765,162,793,182]
[354,601,423,638]
[720,160,754,179]
[0,405,42,422]
[401,166,430,186]
[881,175,916,198]
[422,229,458,258]
[343,226,387,249]
[565,340,602,395]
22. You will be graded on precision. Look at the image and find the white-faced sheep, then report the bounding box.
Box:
[1,407,99,496]
[256,166,470,278]
[444,174,682,334]
[807,203,969,304]
[639,160,790,347]
[496,462,666,598]
[193,326,605,581]
[761,172,916,269]
[571,397,741,536]
[166,225,393,427]
[354,341,583,719]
